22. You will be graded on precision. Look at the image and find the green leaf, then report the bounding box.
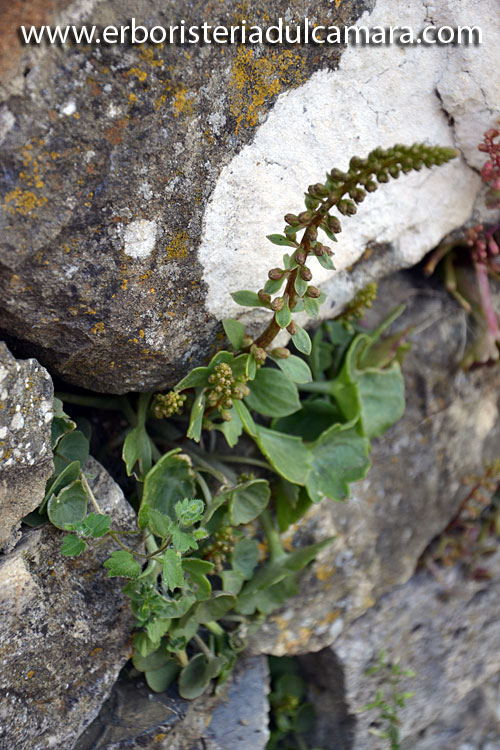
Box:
[284,537,335,571]
[174,367,211,391]
[234,400,258,437]
[145,618,172,645]
[304,296,321,319]
[291,326,312,355]
[215,405,243,448]
[354,365,405,438]
[22,509,48,527]
[60,534,87,556]
[43,460,81,513]
[231,353,250,380]
[187,389,206,442]
[264,277,285,294]
[195,594,236,624]
[231,290,269,308]
[175,498,204,526]
[294,274,308,298]
[221,570,245,595]
[245,367,301,418]
[139,449,195,529]
[146,661,180,692]
[276,299,292,329]
[266,233,297,247]
[179,654,224,699]
[272,354,312,384]
[53,430,89,475]
[251,577,298,615]
[273,400,342,442]
[162,549,185,591]
[255,426,310,485]
[208,350,234,369]
[147,508,173,538]
[316,253,335,271]
[51,398,76,449]
[103,549,142,579]
[82,512,111,538]
[231,538,260,579]
[171,527,199,554]
[133,642,169,671]
[122,425,152,479]
[238,565,288,600]
[47,479,88,530]
[222,319,246,350]
[246,354,257,380]
[182,558,214,600]
[305,422,370,503]
[276,484,312,532]
[310,329,334,380]
[334,334,406,438]
[229,479,271,525]
[134,632,160,658]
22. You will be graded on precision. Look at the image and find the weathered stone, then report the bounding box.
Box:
[0,0,498,391]
[247,271,500,655]
[74,654,270,750]
[401,672,500,750]
[0,342,53,551]
[331,556,500,749]
[0,457,136,750]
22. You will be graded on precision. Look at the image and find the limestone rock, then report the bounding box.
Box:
[74,654,270,750]
[332,557,500,749]
[401,672,500,750]
[0,458,136,750]
[0,0,498,391]
[248,271,500,655]
[0,342,53,551]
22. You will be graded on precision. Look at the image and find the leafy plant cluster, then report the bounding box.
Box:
[267,657,323,750]
[425,118,500,368]
[26,143,456,699]
[360,652,416,750]
[420,459,500,581]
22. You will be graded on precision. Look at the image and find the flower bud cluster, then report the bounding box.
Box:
[478,120,500,209]
[202,525,235,572]
[152,391,187,419]
[466,224,500,264]
[342,282,378,321]
[207,362,250,419]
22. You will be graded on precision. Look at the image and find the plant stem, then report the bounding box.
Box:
[193,633,214,659]
[176,650,189,668]
[205,621,225,637]
[195,471,212,505]
[80,471,103,514]
[260,509,285,562]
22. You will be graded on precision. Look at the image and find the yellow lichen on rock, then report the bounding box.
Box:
[229,47,306,133]
[165,232,189,260]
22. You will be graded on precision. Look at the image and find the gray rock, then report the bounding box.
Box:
[401,672,500,750]
[248,272,500,655]
[0,342,53,551]
[0,457,137,750]
[1,0,498,392]
[74,654,270,750]
[331,556,500,749]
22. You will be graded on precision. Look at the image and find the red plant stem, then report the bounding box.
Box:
[475,260,500,341]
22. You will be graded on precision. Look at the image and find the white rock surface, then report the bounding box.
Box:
[200,0,500,322]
